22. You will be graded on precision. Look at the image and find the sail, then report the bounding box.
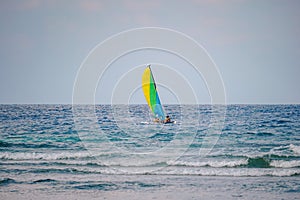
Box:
[142,65,165,120]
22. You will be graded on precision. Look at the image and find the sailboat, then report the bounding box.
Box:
[142,65,175,124]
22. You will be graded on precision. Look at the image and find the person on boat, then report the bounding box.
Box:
[164,115,171,123]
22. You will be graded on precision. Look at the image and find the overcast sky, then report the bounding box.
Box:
[0,0,299,104]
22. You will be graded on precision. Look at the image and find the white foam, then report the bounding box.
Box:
[167,159,248,168]
[289,144,300,155]
[0,151,92,160]
[2,159,299,177]
[271,160,300,168]
[154,167,300,177]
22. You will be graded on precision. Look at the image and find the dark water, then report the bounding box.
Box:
[0,104,300,199]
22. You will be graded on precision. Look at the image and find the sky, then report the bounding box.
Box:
[0,0,299,104]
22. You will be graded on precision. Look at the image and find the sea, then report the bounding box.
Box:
[0,104,300,200]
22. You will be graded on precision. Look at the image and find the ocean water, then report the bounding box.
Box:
[0,104,300,199]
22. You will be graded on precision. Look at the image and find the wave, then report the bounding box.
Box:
[208,144,300,161]
[167,156,300,169]
[1,160,107,168]
[168,157,271,168]
[245,157,270,168]
[270,160,300,168]
[2,152,299,169]
[0,151,93,160]
[29,167,103,175]
[0,141,67,149]
[151,168,300,177]
[3,165,299,177]
[167,160,248,168]
[290,144,300,155]
[0,178,16,186]
[0,141,13,147]
[244,132,274,136]
[2,163,300,177]
[32,178,57,184]
[73,183,118,191]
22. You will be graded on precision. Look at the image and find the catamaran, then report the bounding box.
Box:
[142,65,175,124]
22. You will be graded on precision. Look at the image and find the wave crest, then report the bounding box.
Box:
[0,152,92,160]
[290,144,300,155]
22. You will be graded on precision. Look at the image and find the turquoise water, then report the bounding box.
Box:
[0,104,300,199]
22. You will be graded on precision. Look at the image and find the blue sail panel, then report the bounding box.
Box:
[154,92,165,120]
